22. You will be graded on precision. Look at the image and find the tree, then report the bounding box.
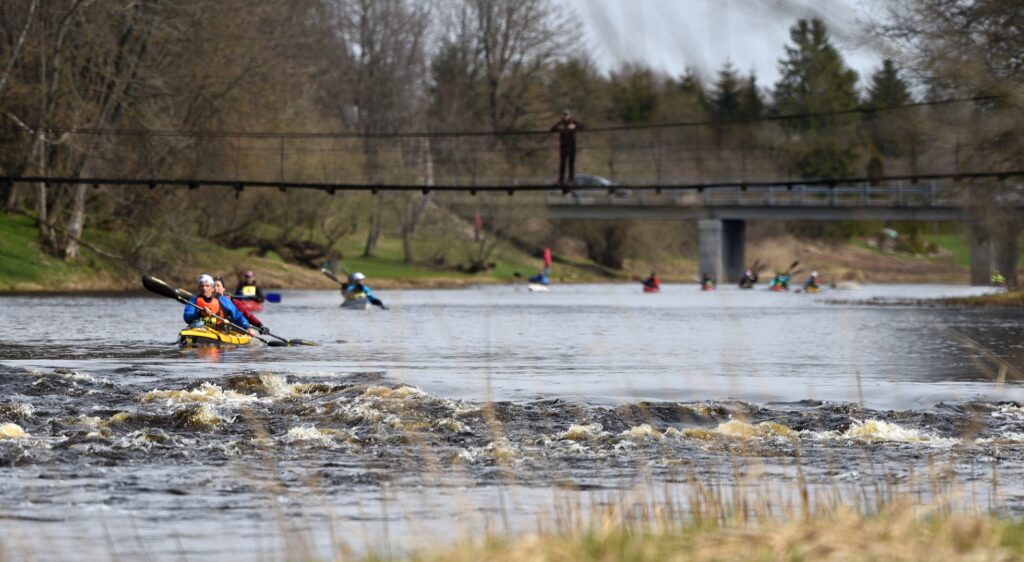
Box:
[863,59,917,159]
[331,0,431,258]
[872,0,1024,287]
[608,65,659,124]
[773,18,860,179]
[709,62,743,125]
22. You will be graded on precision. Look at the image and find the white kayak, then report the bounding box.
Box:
[341,298,372,310]
[527,283,550,292]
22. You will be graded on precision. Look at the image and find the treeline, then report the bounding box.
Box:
[0,1,1020,281]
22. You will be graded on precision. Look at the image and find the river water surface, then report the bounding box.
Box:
[1,284,1022,560]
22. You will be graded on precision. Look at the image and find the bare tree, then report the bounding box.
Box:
[871,0,1024,287]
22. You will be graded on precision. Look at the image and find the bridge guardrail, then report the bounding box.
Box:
[544,181,964,208]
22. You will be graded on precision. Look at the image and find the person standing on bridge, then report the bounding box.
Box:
[551,110,583,185]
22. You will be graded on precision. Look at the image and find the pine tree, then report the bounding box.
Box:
[709,62,743,124]
[864,59,916,158]
[773,18,860,179]
[739,73,765,121]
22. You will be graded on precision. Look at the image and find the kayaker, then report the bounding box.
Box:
[804,271,821,290]
[701,273,715,290]
[528,271,550,286]
[234,270,265,303]
[214,277,270,335]
[642,272,660,291]
[739,269,758,289]
[184,274,257,335]
[769,272,791,290]
[344,272,386,308]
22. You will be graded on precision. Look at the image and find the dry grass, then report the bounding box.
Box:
[365,501,1024,562]
[941,290,1024,308]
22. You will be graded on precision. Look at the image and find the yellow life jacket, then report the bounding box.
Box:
[240,285,257,297]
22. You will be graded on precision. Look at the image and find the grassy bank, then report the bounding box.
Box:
[367,508,1024,562]
[0,214,619,292]
[0,213,990,292]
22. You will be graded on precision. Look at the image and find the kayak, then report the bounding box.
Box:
[234,298,263,313]
[528,283,550,292]
[643,286,660,293]
[341,298,372,310]
[803,286,821,294]
[769,285,788,292]
[701,285,715,291]
[179,326,253,348]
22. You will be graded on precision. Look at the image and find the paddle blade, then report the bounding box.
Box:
[265,293,281,303]
[141,275,185,301]
[266,340,289,347]
[289,339,318,346]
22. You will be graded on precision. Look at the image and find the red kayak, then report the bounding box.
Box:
[234,299,264,313]
[769,285,788,292]
[643,286,660,293]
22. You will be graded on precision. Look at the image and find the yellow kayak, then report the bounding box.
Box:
[178,326,253,347]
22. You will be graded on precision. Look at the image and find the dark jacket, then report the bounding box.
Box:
[550,119,583,148]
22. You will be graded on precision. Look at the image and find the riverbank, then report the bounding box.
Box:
[940,290,1024,307]
[366,507,1024,562]
[0,213,983,293]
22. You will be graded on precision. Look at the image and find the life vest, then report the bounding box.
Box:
[345,284,368,300]
[195,295,223,326]
[240,284,257,297]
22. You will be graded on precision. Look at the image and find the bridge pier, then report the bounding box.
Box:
[698,219,746,283]
[969,222,995,286]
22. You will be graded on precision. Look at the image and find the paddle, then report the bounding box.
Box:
[320,264,388,310]
[265,293,281,303]
[141,275,312,347]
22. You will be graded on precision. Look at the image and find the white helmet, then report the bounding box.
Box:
[811,271,818,276]
[351,272,366,281]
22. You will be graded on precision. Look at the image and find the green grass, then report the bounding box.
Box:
[0,214,123,290]
[331,234,611,283]
[926,233,971,268]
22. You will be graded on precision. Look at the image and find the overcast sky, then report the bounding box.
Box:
[565,0,887,89]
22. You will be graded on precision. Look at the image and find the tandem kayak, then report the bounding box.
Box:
[233,298,263,313]
[341,298,372,310]
[178,326,253,347]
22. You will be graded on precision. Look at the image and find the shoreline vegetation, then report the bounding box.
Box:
[0,214,1002,295]
[359,508,1024,562]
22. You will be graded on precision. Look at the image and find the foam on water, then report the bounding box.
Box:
[837,419,956,445]
[558,423,606,441]
[141,382,260,405]
[622,423,665,440]
[0,423,26,439]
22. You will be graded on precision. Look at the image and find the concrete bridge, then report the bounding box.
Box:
[544,182,1021,285]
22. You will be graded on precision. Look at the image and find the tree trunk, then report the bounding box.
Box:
[36,180,52,244]
[363,196,383,258]
[63,183,87,259]
[3,183,20,211]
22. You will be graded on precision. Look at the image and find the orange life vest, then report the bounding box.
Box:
[195,295,223,325]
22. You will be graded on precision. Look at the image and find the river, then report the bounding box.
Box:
[1,283,1022,560]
